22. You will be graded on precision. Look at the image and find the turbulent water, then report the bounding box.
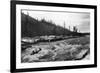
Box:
[21,36,90,63]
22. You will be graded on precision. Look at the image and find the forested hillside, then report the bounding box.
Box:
[21,13,72,37]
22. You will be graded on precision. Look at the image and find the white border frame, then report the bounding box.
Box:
[16,4,94,69]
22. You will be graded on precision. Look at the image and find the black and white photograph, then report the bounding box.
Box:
[11,1,97,72]
[21,10,90,63]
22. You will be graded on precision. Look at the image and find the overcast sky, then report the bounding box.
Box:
[22,10,90,33]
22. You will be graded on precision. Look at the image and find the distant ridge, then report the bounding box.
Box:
[21,13,72,37]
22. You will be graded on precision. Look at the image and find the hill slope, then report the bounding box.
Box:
[21,13,72,37]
